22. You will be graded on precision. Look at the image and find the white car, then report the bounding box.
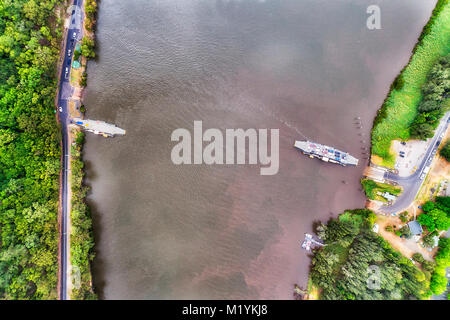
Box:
[420,173,426,180]
[59,107,63,113]
[73,32,77,38]
[68,49,72,57]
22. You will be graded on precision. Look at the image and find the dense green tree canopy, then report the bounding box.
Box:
[418,197,450,232]
[0,0,63,299]
[410,55,450,139]
[310,210,428,300]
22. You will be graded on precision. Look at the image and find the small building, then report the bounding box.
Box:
[407,221,423,236]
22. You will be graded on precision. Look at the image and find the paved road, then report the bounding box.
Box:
[381,112,450,214]
[58,0,84,301]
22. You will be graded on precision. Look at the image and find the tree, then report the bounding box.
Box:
[422,201,435,212]
[412,253,425,264]
[423,231,438,247]
[422,260,435,272]
[399,226,411,239]
[418,213,436,231]
[81,37,95,59]
[393,74,405,91]
[440,141,450,162]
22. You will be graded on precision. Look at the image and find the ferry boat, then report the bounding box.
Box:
[294,140,358,166]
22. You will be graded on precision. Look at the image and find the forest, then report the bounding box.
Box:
[0,0,65,299]
[310,209,429,300]
[409,54,450,139]
[417,196,450,233]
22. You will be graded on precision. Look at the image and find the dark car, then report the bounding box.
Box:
[400,154,405,158]
[401,141,406,145]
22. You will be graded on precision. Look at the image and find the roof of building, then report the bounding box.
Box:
[72,60,81,69]
[407,221,423,235]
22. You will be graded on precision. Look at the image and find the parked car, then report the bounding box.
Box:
[420,173,426,180]
[401,141,406,145]
[399,154,405,158]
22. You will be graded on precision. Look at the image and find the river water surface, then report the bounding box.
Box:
[83,0,436,299]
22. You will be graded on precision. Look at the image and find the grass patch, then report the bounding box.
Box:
[70,66,83,87]
[361,179,403,202]
[371,1,450,167]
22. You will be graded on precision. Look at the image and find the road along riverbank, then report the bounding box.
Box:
[56,0,98,300]
[68,0,98,300]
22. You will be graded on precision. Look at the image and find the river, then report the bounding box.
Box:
[82,0,436,299]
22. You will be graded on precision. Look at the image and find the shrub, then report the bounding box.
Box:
[412,253,425,263]
[440,140,450,162]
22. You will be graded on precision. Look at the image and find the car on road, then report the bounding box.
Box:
[59,107,63,113]
[73,32,77,39]
[420,173,426,180]
[64,67,69,79]
[68,49,72,57]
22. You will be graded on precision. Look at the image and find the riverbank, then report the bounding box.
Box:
[371,0,450,168]
[68,0,98,299]
[307,1,449,300]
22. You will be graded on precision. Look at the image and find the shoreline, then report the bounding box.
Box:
[67,0,99,299]
[371,0,450,167]
[306,0,449,300]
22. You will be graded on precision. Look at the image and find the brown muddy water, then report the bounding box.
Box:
[83,0,436,299]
